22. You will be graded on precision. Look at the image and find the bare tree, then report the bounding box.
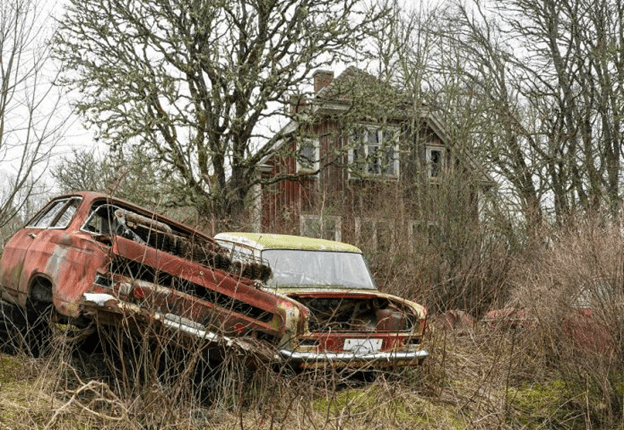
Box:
[0,0,67,238]
[372,0,624,232]
[436,0,624,226]
[53,0,386,225]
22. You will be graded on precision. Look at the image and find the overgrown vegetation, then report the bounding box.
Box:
[1,214,623,429]
[3,0,624,427]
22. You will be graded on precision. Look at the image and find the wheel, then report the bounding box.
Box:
[24,279,55,357]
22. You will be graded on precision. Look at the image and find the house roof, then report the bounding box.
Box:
[263,66,495,187]
[278,67,450,141]
[316,66,398,100]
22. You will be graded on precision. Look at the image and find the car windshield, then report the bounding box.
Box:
[261,249,377,290]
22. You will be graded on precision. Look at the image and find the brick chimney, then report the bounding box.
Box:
[314,69,334,93]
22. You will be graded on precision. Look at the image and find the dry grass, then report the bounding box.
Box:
[2,216,624,429]
[0,321,558,430]
[0,323,613,429]
[504,217,624,429]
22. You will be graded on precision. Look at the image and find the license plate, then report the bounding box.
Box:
[343,338,382,354]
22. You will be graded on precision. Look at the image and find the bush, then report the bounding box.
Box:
[506,216,624,428]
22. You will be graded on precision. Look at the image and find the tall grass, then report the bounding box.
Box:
[504,216,624,428]
[2,212,624,428]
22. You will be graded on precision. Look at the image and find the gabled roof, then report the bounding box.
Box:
[310,66,408,119]
[315,66,398,100]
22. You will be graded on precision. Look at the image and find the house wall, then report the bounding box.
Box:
[260,146,315,234]
[258,115,481,253]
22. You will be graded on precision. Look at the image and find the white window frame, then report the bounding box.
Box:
[426,145,445,179]
[296,137,320,174]
[354,217,395,251]
[348,126,399,178]
[300,214,342,241]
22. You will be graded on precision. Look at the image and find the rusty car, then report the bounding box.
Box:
[0,192,287,357]
[0,192,428,370]
[215,232,429,369]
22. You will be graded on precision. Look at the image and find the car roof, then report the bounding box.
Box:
[215,232,362,253]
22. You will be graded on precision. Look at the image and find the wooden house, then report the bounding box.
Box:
[253,67,493,253]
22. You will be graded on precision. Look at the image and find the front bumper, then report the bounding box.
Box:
[279,348,429,365]
[80,293,275,359]
[81,293,429,367]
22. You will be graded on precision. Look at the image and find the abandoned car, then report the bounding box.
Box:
[0,192,428,369]
[215,232,429,368]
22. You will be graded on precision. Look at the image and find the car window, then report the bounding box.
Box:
[82,204,116,235]
[52,199,80,228]
[28,197,81,229]
[262,249,377,289]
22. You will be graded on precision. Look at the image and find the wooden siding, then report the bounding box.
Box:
[259,115,480,243]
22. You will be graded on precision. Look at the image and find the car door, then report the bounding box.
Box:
[0,197,81,306]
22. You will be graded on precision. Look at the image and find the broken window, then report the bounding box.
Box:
[426,146,445,178]
[349,127,399,178]
[82,202,269,281]
[83,203,215,264]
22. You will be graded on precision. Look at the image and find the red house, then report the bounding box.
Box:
[253,67,493,254]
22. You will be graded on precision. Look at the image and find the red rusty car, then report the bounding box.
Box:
[0,192,428,369]
[484,301,613,355]
[0,192,285,357]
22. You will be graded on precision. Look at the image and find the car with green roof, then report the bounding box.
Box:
[215,232,429,369]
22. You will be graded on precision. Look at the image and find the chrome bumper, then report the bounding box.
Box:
[81,293,266,355]
[279,348,429,363]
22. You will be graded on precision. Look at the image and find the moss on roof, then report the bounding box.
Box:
[216,232,362,252]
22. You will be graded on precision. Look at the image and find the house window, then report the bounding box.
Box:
[409,220,442,249]
[355,217,394,251]
[297,138,320,173]
[300,215,342,241]
[348,127,399,177]
[426,146,445,178]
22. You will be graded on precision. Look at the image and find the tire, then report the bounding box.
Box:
[23,279,55,357]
